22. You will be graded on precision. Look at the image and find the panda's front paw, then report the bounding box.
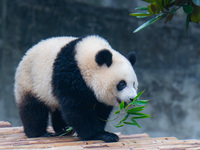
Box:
[42,132,55,137]
[94,132,119,142]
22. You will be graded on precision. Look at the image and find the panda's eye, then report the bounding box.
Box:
[117,80,127,91]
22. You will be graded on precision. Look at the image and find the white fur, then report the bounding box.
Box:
[75,35,138,106]
[15,36,77,110]
[15,35,138,110]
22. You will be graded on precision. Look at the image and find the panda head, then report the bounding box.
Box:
[75,35,138,106]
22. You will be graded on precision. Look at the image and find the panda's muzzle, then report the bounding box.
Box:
[116,98,121,104]
[116,98,130,106]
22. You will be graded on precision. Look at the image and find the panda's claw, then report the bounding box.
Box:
[94,132,119,142]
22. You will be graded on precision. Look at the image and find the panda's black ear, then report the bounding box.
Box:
[127,51,136,66]
[95,49,112,67]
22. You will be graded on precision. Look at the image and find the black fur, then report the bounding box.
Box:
[18,93,52,138]
[95,49,112,67]
[127,51,136,66]
[51,38,118,142]
[51,109,74,136]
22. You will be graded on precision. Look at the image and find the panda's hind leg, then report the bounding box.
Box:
[51,109,74,136]
[18,93,51,138]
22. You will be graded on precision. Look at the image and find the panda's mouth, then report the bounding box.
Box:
[116,98,129,107]
[116,98,121,104]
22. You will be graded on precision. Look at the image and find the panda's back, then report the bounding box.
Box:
[14,36,77,109]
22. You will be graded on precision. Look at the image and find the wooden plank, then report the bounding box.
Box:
[0,125,200,150]
[120,133,150,139]
[0,121,12,128]
[186,147,200,150]
[0,127,23,135]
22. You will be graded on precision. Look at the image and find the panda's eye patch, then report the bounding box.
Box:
[117,80,127,91]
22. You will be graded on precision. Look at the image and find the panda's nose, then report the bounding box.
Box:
[130,98,135,102]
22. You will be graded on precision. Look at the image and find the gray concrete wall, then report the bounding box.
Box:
[0,0,200,139]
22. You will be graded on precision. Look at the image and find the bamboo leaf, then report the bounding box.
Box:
[119,114,130,123]
[132,90,146,102]
[119,101,125,110]
[148,3,156,14]
[165,13,174,23]
[135,7,148,10]
[131,118,141,128]
[133,112,151,116]
[127,90,146,107]
[59,127,73,137]
[133,14,165,33]
[133,100,149,105]
[130,13,153,17]
[123,122,137,125]
[126,90,146,110]
[114,110,120,114]
[115,114,130,128]
[114,124,125,128]
[156,0,163,7]
[136,16,150,18]
[114,90,151,129]
[127,106,146,114]
[133,115,152,119]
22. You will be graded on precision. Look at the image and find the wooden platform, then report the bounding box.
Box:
[0,121,200,150]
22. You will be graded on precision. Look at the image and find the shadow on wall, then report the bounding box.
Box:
[0,0,200,139]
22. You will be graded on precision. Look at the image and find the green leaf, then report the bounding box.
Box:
[114,114,129,128]
[135,7,148,10]
[133,14,165,33]
[114,124,125,128]
[148,3,156,14]
[120,114,130,123]
[125,90,146,110]
[123,122,137,125]
[130,13,153,17]
[148,2,164,14]
[132,90,145,102]
[113,90,151,129]
[66,127,73,132]
[127,106,146,114]
[164,13,174,23]
[156,0,164,8]
[119,101,125,110]
[192,0,200,6]
[114,110,120,114]
[133,100,149,105]
[131,117,141,128]
[190,3,200,23]
[133,115,152,119]
[133,112,151,116]
[136,16,150,19]
[126,90,146,108]
[59,127,73,137]
[183,5,194,14]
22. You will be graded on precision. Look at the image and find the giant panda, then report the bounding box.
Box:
[14,35,138,142]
